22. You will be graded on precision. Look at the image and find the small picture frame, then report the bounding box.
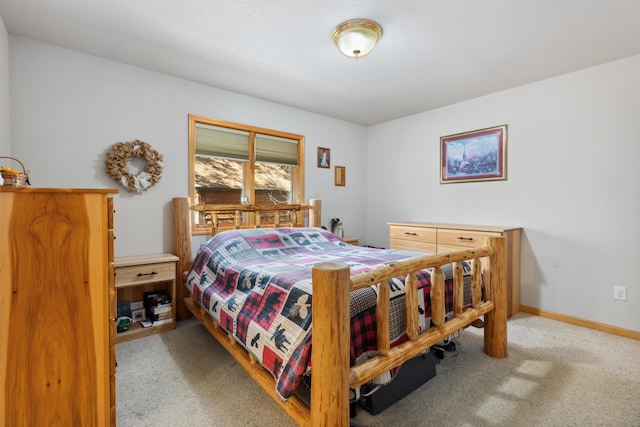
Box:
[116,301,131,318]
[131,308,145,322]
[440,124,507,184]
[334,166,346,186]
[317,147,331,168]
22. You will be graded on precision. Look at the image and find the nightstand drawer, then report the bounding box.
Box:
[115,262,176,288]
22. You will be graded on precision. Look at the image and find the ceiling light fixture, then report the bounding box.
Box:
[331,19,383,59]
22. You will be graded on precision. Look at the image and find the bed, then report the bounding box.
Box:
[172,198,507,426]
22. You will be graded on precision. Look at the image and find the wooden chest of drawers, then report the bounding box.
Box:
[1,187,117,426]
[389,222,521,317]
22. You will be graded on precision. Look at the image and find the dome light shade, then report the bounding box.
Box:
[331,19,383,59]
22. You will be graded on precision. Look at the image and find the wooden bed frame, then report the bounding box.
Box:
[172,197,507,427]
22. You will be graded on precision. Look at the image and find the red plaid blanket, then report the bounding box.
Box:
[185,227,465,400]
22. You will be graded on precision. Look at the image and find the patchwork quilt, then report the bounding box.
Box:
[185,227,469,400]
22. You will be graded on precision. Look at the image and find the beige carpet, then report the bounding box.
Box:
[116,312,640,426]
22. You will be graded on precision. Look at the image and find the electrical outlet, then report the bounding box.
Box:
[613,286,627,301]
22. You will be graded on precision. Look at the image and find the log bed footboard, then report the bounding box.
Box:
[172,198,507,427]
[311,238,506,426]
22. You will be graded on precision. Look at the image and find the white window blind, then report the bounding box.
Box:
[255,134,298,166]
[195,123,249,160]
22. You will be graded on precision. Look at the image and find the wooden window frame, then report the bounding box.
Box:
[188,114,305,235]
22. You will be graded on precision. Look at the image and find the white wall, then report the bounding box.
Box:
[8,34,639,332]
[8,36,368,256]
[366,55,640,332]
[0,16,9,154]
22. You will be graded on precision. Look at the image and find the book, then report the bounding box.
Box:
[154,305,172,315]
[144,291,170,307]
[156,311,172,320]
[143,291,171,321]
[140,317,172,328]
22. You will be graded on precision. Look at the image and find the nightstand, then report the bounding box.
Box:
[114,253,178,343]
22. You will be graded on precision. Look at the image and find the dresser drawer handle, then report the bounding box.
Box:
[457,237,473,241]
[404,232,417,236]
[137,271,158,277]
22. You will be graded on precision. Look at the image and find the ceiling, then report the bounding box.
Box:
[1,0,640,126]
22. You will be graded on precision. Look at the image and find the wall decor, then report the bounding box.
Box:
[317,147,331,168]
[105,140,164,193]
[440,125,507,184]
[334,166,346,186]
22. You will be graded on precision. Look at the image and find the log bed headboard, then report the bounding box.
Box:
[172,199,322,320]
[171,197,507,426]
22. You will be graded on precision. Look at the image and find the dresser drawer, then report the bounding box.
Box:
[115,262,176,288]
[390,239,437,253]
[389,224,437,253]
[437,229,497,249]
[389,225,436,243]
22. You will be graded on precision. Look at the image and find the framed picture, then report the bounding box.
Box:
[334,166,346,186]
[131,308,145,322]
[440,125,507,184]
[317,147,331,168]
[116,301,131,318]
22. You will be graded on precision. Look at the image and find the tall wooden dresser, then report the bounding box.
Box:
[389,222,521,317]
[0,187,118,426]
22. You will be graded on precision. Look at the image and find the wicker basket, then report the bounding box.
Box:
[1,157,30,187]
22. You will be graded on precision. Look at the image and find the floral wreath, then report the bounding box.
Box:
[105,140,164,193]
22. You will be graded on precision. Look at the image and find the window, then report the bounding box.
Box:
[188,114,305,233]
